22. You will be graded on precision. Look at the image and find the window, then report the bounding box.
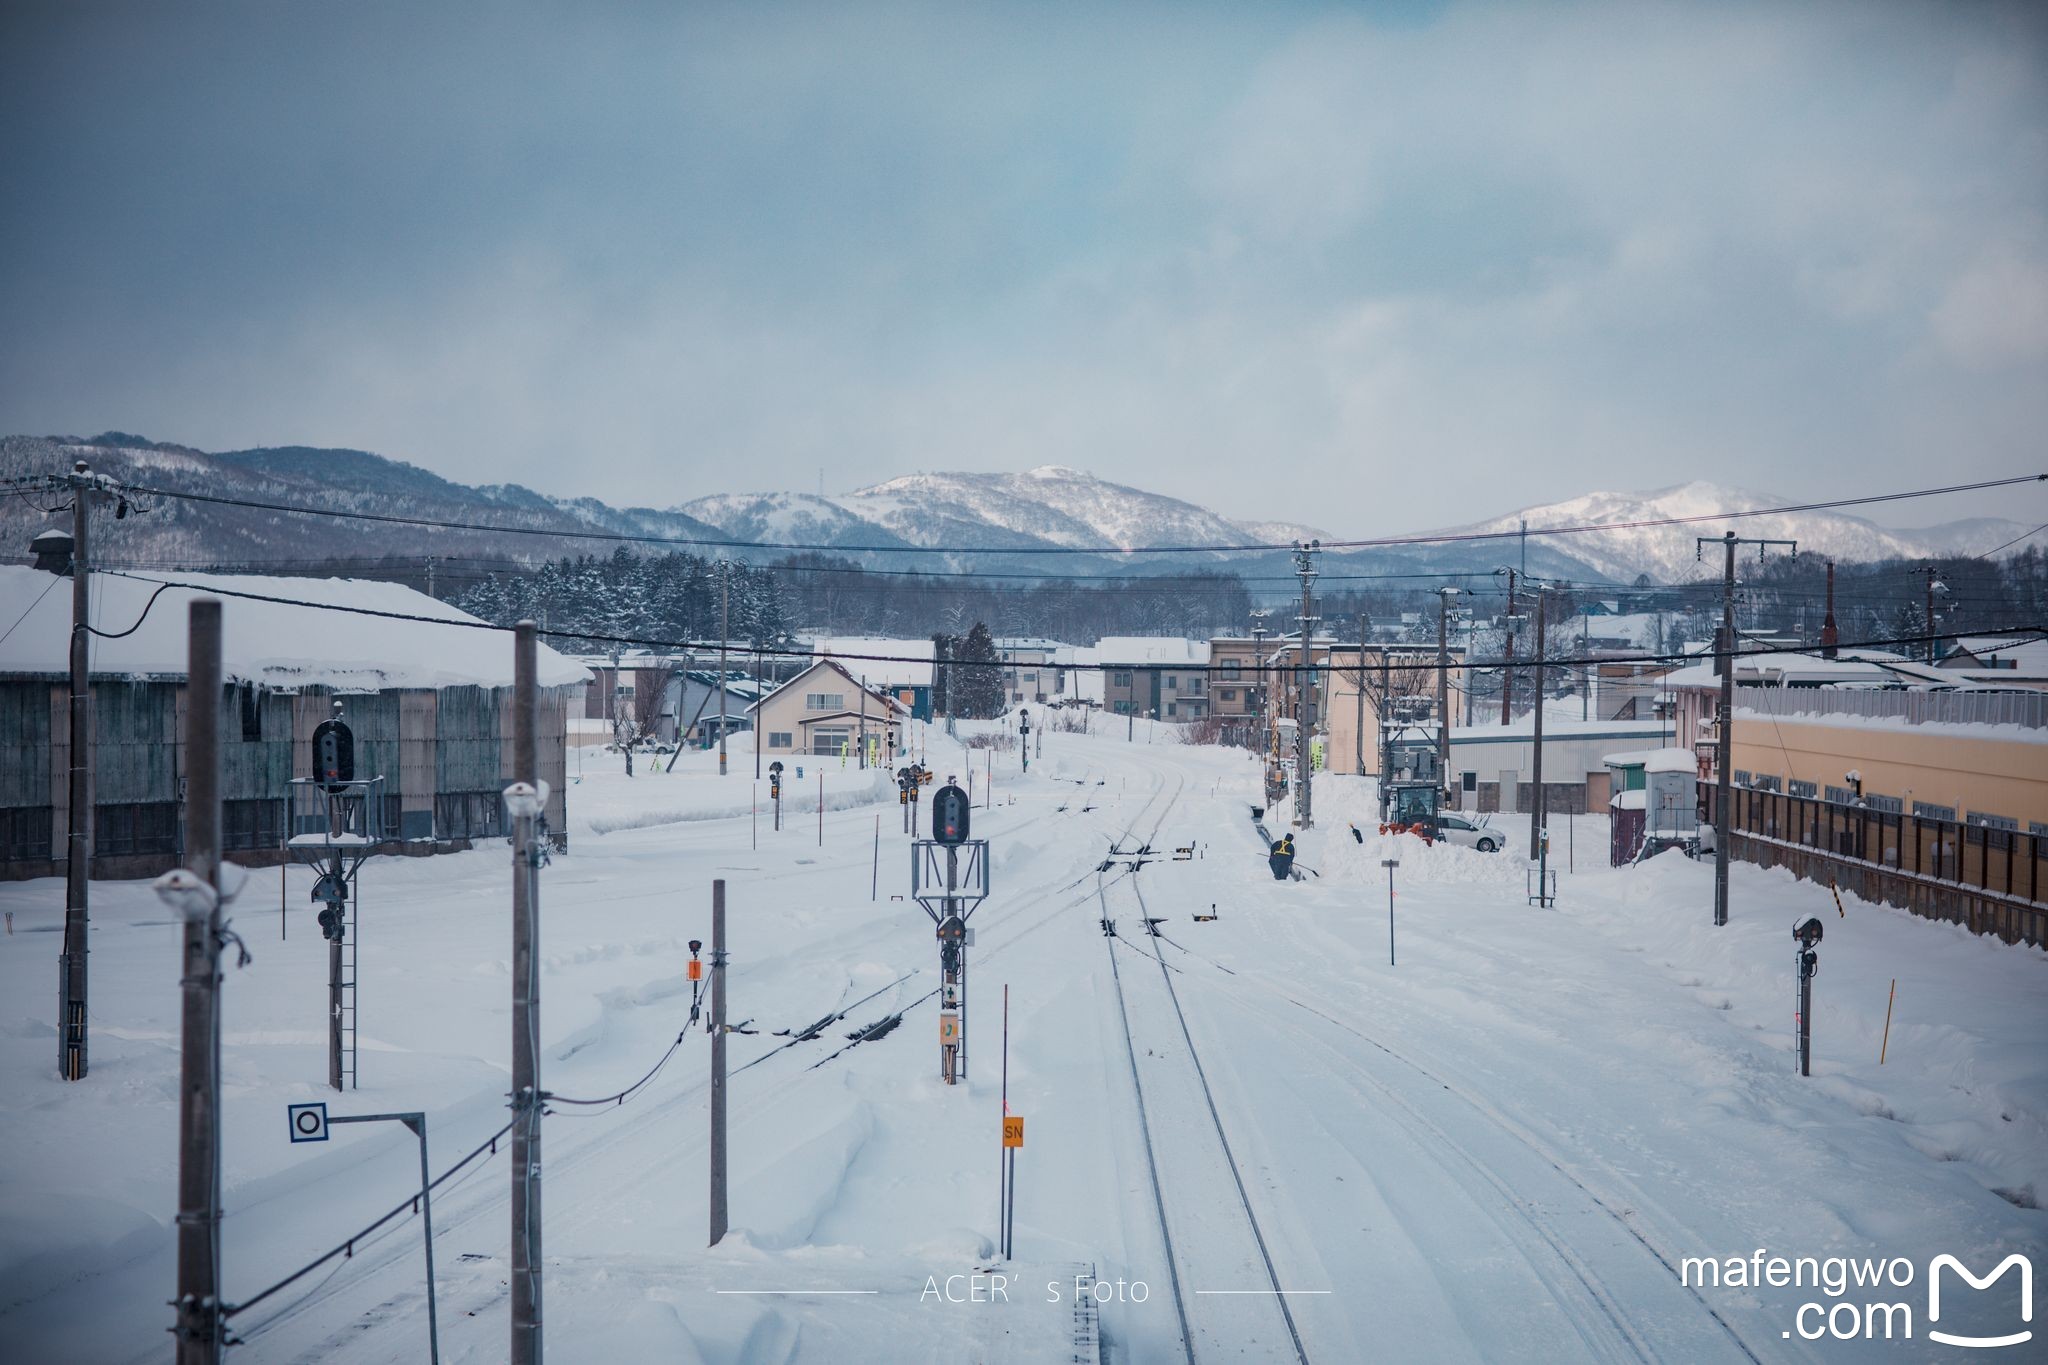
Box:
[1788,780,1817,798]
[1911,800,1955,822]
[769,732,793,749]
[1462,771,1477,792]
[1112,671,1133,688]
[240,686,262,741]
[805,692,845,712]
[1165,675,1177,690]
[1220,663,1241,679]
[1219,689,1237,701]
[1167,702,1178,717]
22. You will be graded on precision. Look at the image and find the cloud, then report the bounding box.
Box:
[1932,245,2048,365]
[0,0,2043,531]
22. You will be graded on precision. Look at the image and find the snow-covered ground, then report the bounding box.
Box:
[2,722,2042,1362]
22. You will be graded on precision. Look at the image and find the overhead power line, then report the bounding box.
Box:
[91,569,2048,676]
[103,471,2047,557]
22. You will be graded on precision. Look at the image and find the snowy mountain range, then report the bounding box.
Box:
[679,466,1331,554]
[2,432,2036,582]
[1437,482,2044,583]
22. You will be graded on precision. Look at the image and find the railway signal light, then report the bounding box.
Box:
[311,704,355,792]
[933,784,971,845]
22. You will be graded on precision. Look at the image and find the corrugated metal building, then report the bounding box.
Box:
[0,567,588,880]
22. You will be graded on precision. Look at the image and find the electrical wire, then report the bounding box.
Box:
[544,1029,694,1108]
[82,579,172,638]
[0,574,60,648]
[86,570,2048,674]
[108,471,2048,557]
[223,1119,515,1321]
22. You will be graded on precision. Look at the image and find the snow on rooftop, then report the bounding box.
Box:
[1643,747,1697,774]
[1093,636,1210,666]
[812,637,934,687]
[0,566,588,690]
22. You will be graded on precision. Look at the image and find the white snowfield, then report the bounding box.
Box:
[1,726,2042,1363]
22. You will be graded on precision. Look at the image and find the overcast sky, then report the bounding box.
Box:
[2,1,2044,533]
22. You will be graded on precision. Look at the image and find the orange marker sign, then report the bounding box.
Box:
[1003,1115,1024,1149]
[687,960,703,982]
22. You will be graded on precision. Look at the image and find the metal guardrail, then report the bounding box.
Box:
[1735,685,2048,729]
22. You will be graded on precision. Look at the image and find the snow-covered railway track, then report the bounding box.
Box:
[1147,923,1766,1364]
[1097,773,1315,1365]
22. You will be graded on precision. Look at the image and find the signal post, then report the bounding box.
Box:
[911,781,989,1084]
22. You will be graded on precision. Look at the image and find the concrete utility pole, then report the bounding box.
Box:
[1498,567,1517,726]
[718,564,730,777]
[174,598,224,1365]
[1293,541,1320,828]
[1249,610,1270,755]
[1698,532,1796,928]
[61,460,93,1080]
[509,622,543,1365]
[1355,615,1367,775]
[754,645,763,780]
[1436,588,1459,806]
[709,879,728,1245]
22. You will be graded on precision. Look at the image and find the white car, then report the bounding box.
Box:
[1435,812,1505,853]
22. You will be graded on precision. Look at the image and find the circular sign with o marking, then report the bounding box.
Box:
[288,1101,330,1143]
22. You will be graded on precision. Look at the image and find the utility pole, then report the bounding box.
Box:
[1436,588,1459,807]
[1697,532,1796,928]
[1293,541,1320,828]
[174,597,224,1365]
[859,674,869,771]
[508,622,543,1365]
[1820,562,1839,660]
[709,879,728,1245]
[425,555,437,601]
[61,460,93,1081]
[1499,567,1517,725]
[1528,587,1549,863]
[1249,610,1270,757]
[1377,646,1392,823]
[754,644,764,780]
[1354,615,1367,775]
[718,564,729,777]
[1917,566,1948,664]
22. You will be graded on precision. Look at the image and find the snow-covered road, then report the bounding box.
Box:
[2,724,2042,1362]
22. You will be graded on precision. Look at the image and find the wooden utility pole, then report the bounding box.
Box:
[60,460,93,1080]
[509,622,543,1365]
[174,597,224,1365]
[1698,532,1795,928]
[709,879,728,1245]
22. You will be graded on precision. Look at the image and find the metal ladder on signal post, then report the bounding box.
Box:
[339,876,359,1088]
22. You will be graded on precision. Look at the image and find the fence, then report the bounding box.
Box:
[1710,785,2048,948]
[1735,685,2048,730]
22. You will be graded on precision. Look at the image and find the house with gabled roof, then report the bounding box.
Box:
[748,658,908,761]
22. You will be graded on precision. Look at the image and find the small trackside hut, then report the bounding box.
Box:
[0,567,587,882]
